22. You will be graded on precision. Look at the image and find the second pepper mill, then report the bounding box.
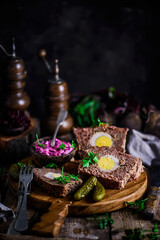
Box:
[39,49,73,136]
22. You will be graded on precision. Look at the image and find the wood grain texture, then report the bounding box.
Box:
[58,217,110,240]
[111,208,156,240]
[0,234,72,240]
[8,157,147,237]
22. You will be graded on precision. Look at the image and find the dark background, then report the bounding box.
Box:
[0,0,158,118]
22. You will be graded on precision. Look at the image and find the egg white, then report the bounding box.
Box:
[97,155,120,172]
[89,131,112,147]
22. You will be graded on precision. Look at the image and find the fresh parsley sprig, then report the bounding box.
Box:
[17,162,25,168]
[67,173,80,181]
[58,143,66,150]
[122,223,160,240]
[36,134,46,148]
[55,167,70,184]
[91,213,114,229]
[82,151,98,168]
[55,167,79,184]
[70,140,77,150]
[45,162,58,169]
[125,198,148,212]
[93,118,112,127]
[58,141,77,151]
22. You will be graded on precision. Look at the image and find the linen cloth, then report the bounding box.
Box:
[127,129,160,166]
[0,202,15,223]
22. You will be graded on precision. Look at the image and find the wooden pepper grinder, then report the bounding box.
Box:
[39,49,73,136]
[1,39,30,111]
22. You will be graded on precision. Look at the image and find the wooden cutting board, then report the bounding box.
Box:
[8,157,147,237]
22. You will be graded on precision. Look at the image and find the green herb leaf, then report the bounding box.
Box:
[72,96,100,127]
[58,143,66,150]
[36,134,46,148]
[90,213,114,229]
[55,167,70,184]
[125,198,148,212]
[55,167,79,184]
[122,224,160,240]
[67,173,79,181]
[17,162,25,168]
[93,118,112,127]
[82,151,98,168]
[70,140,77,150]
[45,162,58,169]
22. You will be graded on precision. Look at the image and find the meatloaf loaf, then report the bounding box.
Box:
[33,168,83,197]
[78,147,143,189]
[73,124,128,155]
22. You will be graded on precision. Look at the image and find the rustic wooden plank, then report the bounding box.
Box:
[111,208,158,240]
[58,217,110,240]
[0,234,72,240]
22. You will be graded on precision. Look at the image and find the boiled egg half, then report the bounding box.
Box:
[89,132,112,147]
[45,172,62,180]
[98,155,119,172]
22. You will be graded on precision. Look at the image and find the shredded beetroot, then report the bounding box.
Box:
[34,138,74,157]
[0,110,30,130]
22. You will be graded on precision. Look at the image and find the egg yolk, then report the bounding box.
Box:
[95,136,112,147]
[98,157,116,171]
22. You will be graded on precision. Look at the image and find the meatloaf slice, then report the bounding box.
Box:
[78,148,143,189]
[33,168,83,197]
[73,124,128,154]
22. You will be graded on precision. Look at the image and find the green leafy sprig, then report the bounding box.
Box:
[91,213,114,229]
[17,162,25,168]
[72,96,100,127]
[125,198,148,212]
[93,118,112,127]
[67,173,80,181]
[45,162,58,169]
[36,134,46,148]
[122,223,160,240]
[70,140,77,150]
[58,143,66,150]
[55,167,79,184]
[82,151,98,168]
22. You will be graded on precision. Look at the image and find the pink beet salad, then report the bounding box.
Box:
[35,138,74,157]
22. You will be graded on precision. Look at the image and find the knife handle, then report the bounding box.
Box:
[143,186,160,220]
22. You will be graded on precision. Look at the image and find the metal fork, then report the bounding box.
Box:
[7,182,32,235]
[14,166,33,232]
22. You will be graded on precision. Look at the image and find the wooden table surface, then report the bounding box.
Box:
[0,166,160,240]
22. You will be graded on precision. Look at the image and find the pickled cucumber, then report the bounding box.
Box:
[9,163,20,180]
[74,176,97,200]
[93,181,105,202]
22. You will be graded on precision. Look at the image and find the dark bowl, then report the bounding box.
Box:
[30,136,77,167]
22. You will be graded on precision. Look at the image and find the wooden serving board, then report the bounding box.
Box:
[8,157,147,237]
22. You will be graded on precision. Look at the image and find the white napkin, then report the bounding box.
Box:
[0,202,15,223]
[127,129,160,166]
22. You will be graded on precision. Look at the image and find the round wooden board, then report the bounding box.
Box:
[8,156,148,237]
